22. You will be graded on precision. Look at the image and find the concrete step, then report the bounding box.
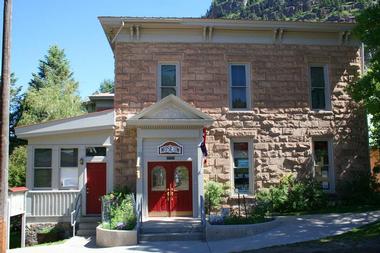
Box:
[141,226,202,234]
[139,232,203,242]
[76,229,96,236]
[80,216,101,223]
[79,222,99,230]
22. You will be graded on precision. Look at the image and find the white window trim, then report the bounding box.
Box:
[309,64,331,111]
[312,138,335,193]
[228,63,251,111]
[32,147,53,190]
[230,138,254,196]
[157,62,180,101]
[59,147,79,190]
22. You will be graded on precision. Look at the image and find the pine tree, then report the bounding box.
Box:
[95,79,114,94]
[19,45,83,126]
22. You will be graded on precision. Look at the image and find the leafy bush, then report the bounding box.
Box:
[337,171,380,205]
[101,193,136,230]
[223,214,267,225]
[8,146,26,187]
[204,181,225,213]
[256,174,327,213]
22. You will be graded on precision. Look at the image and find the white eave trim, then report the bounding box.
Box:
[126,119,214,128]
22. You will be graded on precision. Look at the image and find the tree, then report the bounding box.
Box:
[8,73,25,152]
[19,45,84,126]
[95,79,114,94]
[348,3,380,147]
[8,146,26,187]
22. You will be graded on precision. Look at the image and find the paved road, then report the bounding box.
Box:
[8,211,380,253]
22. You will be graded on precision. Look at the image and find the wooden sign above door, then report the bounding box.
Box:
[158,141,183,156]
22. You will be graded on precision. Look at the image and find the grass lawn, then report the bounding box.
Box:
[239,220,380,253]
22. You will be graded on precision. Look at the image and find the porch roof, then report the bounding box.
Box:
[15,109,115,139]
[126,95,214,128]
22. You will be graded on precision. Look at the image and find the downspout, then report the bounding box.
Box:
[111,21,125,45]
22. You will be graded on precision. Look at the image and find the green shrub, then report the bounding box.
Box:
[101,193,136,230]
[256,174,327,213]
[337,171,380,205]
[223,214,267,225]
[204,181,225,213]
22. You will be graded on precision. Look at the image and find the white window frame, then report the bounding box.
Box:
[33,147,53,189]
[312,138,335,193]
[228,63,251,111]
[309,64,331,111]
[230,139,254,196]
[59,147,79,190]
[157,62,180,101]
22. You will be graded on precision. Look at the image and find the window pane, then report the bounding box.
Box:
[174,166,189,191]
[86,147,106,157]
[231,65,246,86]
[233,142,249,194]
[311,88,325,109]
[310,67,325,88]
[34,169,51,188]
[60,148,78,167]
[313,141,330,190]
[152,167,166,191]
[161,65,176,87]
[161,87,176,98]
[34,149,52,167]
[231,87,247,109]
[60,167,78,188]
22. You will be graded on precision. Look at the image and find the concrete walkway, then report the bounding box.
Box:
[8,210,380,253]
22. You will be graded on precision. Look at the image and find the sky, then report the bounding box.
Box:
[0,0,211,98]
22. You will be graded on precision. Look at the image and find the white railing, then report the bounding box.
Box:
[71,193,82,236]
[27,190,80,217]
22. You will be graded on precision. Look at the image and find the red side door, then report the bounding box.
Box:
[148,161,192,217]
[86,162,107,214]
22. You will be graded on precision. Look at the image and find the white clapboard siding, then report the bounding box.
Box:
[9,191,27,216]
[27,190,79,217]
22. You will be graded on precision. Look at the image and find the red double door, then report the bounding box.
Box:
[148,161,193,217]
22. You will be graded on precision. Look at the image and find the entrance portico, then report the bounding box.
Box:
[126,95,213,220]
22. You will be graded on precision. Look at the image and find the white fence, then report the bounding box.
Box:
[27,190,80,217]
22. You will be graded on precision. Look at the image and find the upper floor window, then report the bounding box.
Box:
[229,64,250,110]
[158,63,180,100]
[34,149,52,188]
[310,65,330,110]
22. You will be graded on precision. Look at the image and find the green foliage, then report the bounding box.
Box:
[101,193,136,230]
[223,214,267,225]
[19,45,83,126]
[205,0,375,22]
[256,174,327,213]
[337,171,380,205]
[8,146,26,187]
[204,181,226,213]
[348,3,380,147]
[95,79,114,94]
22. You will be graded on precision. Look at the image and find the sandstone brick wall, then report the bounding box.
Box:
[114,43,369,193]
[0,219,6,253]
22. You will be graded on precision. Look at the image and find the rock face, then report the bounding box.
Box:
[113,42,368,194]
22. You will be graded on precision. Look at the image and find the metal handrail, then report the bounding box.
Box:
[70,192,82,237]
[200,195,206,241]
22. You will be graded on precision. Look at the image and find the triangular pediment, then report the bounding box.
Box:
[126,95,213,127]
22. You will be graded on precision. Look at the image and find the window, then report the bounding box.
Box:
[310,65,329,110]
[229,64,250,110]
[174,166,189,191]
[313,140,334,191]
[232,142,250,194]
[60,148,78,188]
[86,147,106,157]
[34,149,52,188]
[158,63,179,99]
[151,166,166,191]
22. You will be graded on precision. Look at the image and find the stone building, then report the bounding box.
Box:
[15,18,369,237]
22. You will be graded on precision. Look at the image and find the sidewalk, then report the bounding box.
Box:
[8,210,380,253]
